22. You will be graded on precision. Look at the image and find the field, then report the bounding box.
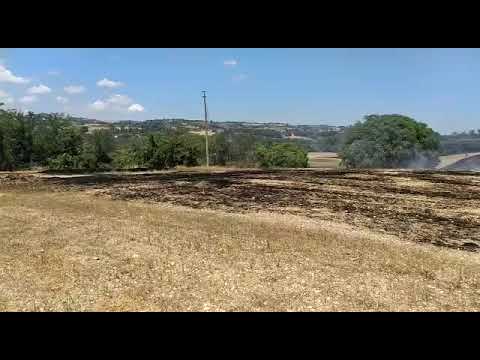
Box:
[307,152,341,169]
[1,169,480,311]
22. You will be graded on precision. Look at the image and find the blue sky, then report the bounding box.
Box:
[1,48,480,134]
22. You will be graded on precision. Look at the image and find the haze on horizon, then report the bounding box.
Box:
[1,48,480,134]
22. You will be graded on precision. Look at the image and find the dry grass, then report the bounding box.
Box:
[308,152,341,169]
[1,189,479,311]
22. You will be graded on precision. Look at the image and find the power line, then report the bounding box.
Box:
[202,90,209,167]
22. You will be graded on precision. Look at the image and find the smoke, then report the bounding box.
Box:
[405,150,439,170]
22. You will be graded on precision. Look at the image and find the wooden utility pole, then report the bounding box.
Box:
[202,90,209,167]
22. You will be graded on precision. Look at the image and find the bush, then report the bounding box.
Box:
[47,153,81,170]
[74,130,114,171]
[341,114,440,169]
[112,132,204,170]
[256,143,309,168]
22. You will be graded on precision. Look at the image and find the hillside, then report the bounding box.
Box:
[72,117,346,152]
[108,118,344,138]
[440,132,480,155]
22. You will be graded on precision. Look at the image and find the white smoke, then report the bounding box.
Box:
[406,150,439,170]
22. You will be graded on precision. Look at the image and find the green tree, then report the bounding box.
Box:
[112,132,203,170]
[33,113,84,165]
[79,129,114,170]
[256,143,309,168]
[0,109,36,170]
[211,132,230,165]
[340,114,440,169]
[112,137,149,169]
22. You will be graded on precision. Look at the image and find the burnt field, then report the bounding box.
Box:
[3,169,480,252]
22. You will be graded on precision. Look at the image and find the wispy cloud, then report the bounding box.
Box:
[224,59,238,67]
[128,103,144,112]
[89,100,108,111]
[64,85,86,94]
[56,96,69,104]
[90,93,142,113]
[27,84,51,95]
[48,70,61,76]
[0,64,30,84]
[97,78,124,88]
[107,94,132,106]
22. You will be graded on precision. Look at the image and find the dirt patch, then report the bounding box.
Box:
[3,169,480,252]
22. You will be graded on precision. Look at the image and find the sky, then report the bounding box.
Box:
[1,48,480,134]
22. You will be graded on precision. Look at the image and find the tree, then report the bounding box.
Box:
[33,113,84,165]
[112,132,203,170]
[211,132,230,165]
[256,143,309,168]
[79,129,114,170]
[0,109,36,170]
[340,114,440,169]
[112,137,148,169]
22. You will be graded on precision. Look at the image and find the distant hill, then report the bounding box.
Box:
[69,117,110,126]
[116,119,346,152]
[51,115,346,152]
[440,132,480,155]
[107,118,345,140]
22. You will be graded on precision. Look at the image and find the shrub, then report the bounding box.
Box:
[47,153,81,170]
[256,143,309,168]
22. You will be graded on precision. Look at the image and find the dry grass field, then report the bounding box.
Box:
[308,152,341,169]
[1,169,480,311]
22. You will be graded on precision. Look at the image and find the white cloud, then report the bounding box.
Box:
[0,89,14,104]
[48,70,61,76]
[224,59,238,67]
[56,96,69,104]
[128,103,144,112]
[0,64,30,84]
[27,84,51,95]
[107,94,132,106]
[97,78,124,88]
[19,95,37,104]
[89,100,108,111]
[232,74,247,82]
[64,85,86,94]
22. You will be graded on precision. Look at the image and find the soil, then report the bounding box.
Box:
[2,169,480,252]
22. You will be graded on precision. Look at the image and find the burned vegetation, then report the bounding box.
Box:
[6,168,479,252]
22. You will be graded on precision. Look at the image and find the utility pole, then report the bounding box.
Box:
[202,90,209,167]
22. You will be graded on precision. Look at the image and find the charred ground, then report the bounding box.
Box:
[3,169,479,252]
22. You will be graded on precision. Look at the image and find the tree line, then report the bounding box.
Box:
[0,108,309,171]
[1,107,448,171]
